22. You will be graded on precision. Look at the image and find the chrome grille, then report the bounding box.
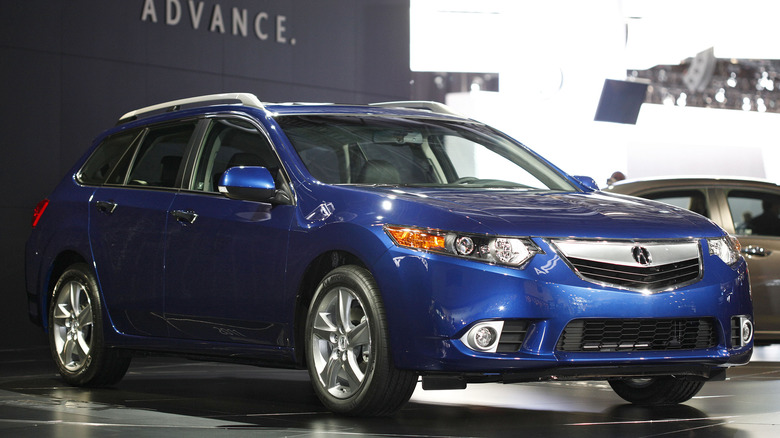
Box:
[550,239,702,291]
[557,318,718,352]
[566,256,700,290]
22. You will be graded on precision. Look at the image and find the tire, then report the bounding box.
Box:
[305,265,418,416]
[609,376,705,405]
[48,263,131,387]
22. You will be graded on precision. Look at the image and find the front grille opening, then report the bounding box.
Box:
[496,320,530,352]
[567,257,700,291]
[557,318,718,352]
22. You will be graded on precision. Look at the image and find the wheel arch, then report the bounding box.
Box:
[42,251,90,331]
[292,250,367,367]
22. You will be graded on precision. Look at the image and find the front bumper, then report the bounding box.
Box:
[374,239,753,376]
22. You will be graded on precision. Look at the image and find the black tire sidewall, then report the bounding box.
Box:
[609,377,705,405]
[305,265,394,414]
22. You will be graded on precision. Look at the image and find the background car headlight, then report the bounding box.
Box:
[384,225,540,268]
[708,235,741,266]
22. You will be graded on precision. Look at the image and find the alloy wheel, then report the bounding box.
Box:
[51,280,94,372]
[310,286,372,399]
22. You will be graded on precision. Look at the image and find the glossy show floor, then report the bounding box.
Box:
[2,346,780,437]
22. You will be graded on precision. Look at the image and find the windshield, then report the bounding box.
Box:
[275,115,577,191]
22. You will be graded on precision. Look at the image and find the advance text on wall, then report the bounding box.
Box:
[141,0,296,45]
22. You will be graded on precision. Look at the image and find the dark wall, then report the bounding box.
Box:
[0,0,410,348]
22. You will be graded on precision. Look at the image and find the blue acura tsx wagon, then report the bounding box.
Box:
[26,93,753,415]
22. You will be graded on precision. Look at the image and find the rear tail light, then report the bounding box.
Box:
[32,199,49,228]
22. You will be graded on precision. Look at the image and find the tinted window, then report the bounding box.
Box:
[643,189,709,217]
[276,115,575,191]
[192,118,281,192]
[728,190,780,236]
[124,123,196,188]
[78,129,141,185]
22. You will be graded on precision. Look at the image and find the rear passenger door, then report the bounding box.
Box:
[163,117,295,345]
[89,121,198,337]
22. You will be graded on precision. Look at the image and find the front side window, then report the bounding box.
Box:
[191,118,282,192]
[728,190,780,237]
[276,115,576,191]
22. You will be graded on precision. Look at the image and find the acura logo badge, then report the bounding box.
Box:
[632,246,652,265]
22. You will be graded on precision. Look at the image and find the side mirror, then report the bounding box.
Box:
[573,175,599,191]
[218,166,277,202]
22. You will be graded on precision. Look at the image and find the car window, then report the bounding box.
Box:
[276,115,575,191]
[124,123,197,188]
[192,118,281,192]
[77,129,142,185]
[641,189,709,217]
[727,190,780,237]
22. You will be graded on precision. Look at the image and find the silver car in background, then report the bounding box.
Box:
[607,177,780,342]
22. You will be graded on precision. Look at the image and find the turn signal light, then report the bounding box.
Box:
[385,226,446,251]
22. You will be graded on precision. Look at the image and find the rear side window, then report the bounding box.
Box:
[78,129,141,185]
[728,190,780,237]
[123,123,197,188]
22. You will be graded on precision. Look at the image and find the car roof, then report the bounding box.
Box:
[607,176,780,194]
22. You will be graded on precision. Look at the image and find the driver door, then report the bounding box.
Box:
[163,117,295,346]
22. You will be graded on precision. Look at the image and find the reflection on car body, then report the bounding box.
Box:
[26,93,753,416]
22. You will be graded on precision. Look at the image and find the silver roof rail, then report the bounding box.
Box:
[118,92,264,123]
[370,100,463,117]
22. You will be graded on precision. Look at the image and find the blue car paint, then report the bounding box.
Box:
[26,100,752,382]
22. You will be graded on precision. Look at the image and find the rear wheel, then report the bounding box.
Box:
[609,376,705,405]
[305,265,418,416]
[49,263,131,387]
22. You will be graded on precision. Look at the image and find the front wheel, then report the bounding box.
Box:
[609,376,705,405]
[49,263,131,387]
[305,265,418,416]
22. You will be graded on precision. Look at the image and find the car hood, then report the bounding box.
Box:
[369,188,724,239]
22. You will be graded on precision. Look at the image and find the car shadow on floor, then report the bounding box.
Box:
[0,354,745,438]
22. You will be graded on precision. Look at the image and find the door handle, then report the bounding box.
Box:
[741,246,771,257]
[171,209,198,224]
[95,200,117,214]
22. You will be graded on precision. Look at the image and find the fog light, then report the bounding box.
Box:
[731,315,753,347]
[461,321,504,353]
[741,317,753,345]
[474,326,496,349]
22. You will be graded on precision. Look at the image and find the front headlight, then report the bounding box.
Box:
[384,224,540,268]
[708,235,741,266]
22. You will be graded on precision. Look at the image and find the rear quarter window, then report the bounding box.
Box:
[77,129,141,185]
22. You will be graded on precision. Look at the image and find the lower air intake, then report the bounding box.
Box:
[557,318,717,352]
[496,320,530,352]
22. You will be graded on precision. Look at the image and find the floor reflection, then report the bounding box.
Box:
[0,345,778,437]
